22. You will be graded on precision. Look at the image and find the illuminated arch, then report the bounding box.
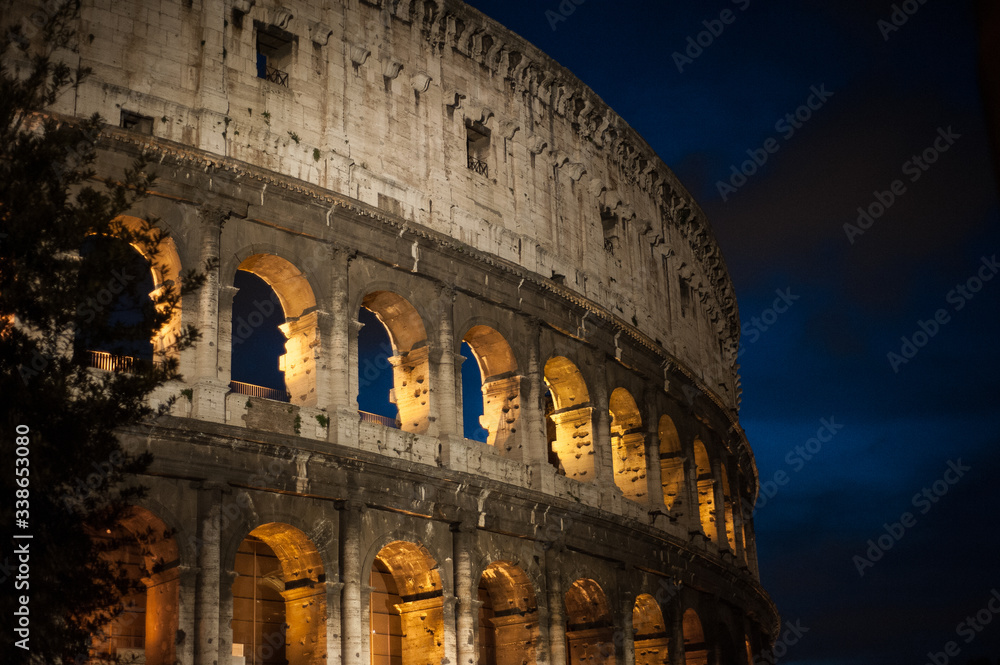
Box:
[235,254,319,405]
[95,507,180,665]
[462,325,520,450]
[693,440,716,541]
[370,540,445,665]
[609,387,647,502]
[659,416,684,513]
[231,523,326,665]
[565,579,614,665]
[477,561,539,665]
[682,608,708,665]
[361,291,431,433]
[633,594,669,665]
[112,215,185,361]
[543,356,595,481]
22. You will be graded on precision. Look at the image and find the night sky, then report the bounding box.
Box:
[231,1,1000,662]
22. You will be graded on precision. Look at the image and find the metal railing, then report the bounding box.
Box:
[264,64,288,87]
[229,380,290,402]
[467,155,489,177]
[87,350,165,374]
[359,410,398,428]
[88,350,136,373]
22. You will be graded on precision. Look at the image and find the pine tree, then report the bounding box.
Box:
[1,3,206,662]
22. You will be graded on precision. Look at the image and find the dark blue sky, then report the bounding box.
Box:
[454,0,999,662]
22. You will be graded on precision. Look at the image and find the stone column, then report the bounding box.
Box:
[430,285,460,438]
[313,309,336,411]
[335,317,364,446]
[326,580,345,665]
[194,482,223,665]
[215,285,239,390]
[218,569,238,665]
[712,458,729,552]
[668,600,685,665]
[619,597,635,665]
[644,395,666,513]
[683,446,703,538]
[340,500,365,665]
[176,565,198,665]
[324,247,354,413]
[453,521,477,665]
[729,466,747,564]
[590,374,613,488]
[712,460,729,551]
[520,317,546,468]
[190,206,230,423]
[545,544,567,665]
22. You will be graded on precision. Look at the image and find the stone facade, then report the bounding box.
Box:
[5,0,778,663]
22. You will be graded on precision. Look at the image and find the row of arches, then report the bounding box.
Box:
[96,507,759,665]
[83,224,747,550]
[84,236,745,551]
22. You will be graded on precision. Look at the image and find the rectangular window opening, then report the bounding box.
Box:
[679,278,691,318]
[255,21,293,87]
[120,110,153,135]
[466,119,490,177]
[600,206,618,253]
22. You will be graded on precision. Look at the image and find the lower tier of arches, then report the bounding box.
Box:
[94,426,778,665]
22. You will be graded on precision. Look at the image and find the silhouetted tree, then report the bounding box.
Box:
[1,3,206,662]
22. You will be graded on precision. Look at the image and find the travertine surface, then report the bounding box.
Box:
[36,0,742,410]
[3,1,779,663]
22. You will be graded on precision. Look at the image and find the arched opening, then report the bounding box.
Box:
[359,292,430,433]
[79,216,185,370]
[720,465,737,551]
[608,387,647,502]
[231,523,326,665]
[77,234,158,372]
[659,416,684,514]
[369,540,444,665]
[461,341,488,442]
[231,271,287,401]
[682,609,707,665]
[543,357,595,482]
[461,326,520,450]
[357,306,397,425]
[370,558,403,665]
[93,507,180,665]
[693,440,716,541]
[564,579,614,665]
[477,561,539,665]
[231,254,318,405]
[632,594,669,665]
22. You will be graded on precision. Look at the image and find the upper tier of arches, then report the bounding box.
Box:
[86,199,760,578]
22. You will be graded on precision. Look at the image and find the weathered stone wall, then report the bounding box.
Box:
[1,0,779,662]
[13,0,742,410]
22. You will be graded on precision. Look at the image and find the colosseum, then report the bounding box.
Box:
[13,0,779,663]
